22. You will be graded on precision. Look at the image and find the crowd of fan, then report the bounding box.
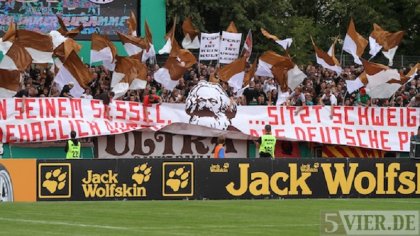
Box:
[16,61,420,108]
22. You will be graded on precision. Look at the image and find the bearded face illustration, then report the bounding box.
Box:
[185,81,237,130]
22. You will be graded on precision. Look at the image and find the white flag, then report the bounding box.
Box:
[219,31,242,64]
[199,33,220,61]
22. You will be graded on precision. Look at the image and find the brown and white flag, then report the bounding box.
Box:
[218,56,247,92]
[311,37,342,74]
[256,51,306,91]
[56,15,84,39]
[243,59,257,87]
[369,23,404,66]
[54,51,92,97]
[0,42,32,71]
[155,39,197,91]
[327,37,340,65]
[117,32,149,56]
[261,28,293,50]
[182,17,200,49]
[342,18,368,65]
[15,30,54,64]
[126,11,137,36]
[360,60,400,98]
[90,33,117,66]
[0,69,21,97]
[142,20,156,62]
[0,21,16,54]
[111,55,148,98]
[159,19,176,55]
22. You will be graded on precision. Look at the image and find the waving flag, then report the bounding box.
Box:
[311,37,342,74]
[90,33,117,64]
[0,43,32,71]
[369,23,404,66]
[159,19,176,55]
[260,28,293,50]
[126,11,138,36]
[111,55,148,98]
[241,29,253,60]
[15,30,54,64]
[219,56,247,92]
[155,39,197,90]
[182,17,200,49]
[54,51,92,98]
[142,20,156,63]
[343,19,368,65]
[56,15,84,39]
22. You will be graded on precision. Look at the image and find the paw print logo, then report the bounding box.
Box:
[166,167,190,192]
[132,163,152,185]
[42,168,67,194]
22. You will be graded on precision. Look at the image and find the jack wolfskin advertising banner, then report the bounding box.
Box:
[37,159,195,201]
[36,159,420,201]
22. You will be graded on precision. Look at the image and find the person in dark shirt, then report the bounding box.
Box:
[242,81,259,105]
[60,82,74,98]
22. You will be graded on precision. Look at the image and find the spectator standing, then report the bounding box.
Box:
[213,136,225,158]
[65,131,81,159]
[256,125,277,159]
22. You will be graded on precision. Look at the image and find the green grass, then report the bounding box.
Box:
[0,199,419,236]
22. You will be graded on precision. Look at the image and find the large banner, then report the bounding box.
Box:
[0,97,418,151]
[0,0,139,40]
[96,131,248,159]
[199,33,220,61]
[219,31,242,64]
[35,159,420,201]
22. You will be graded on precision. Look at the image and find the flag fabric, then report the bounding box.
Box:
[361,60,400,98]
[0,21,16,54]
[158,19,176,55]
[346,77,364,94]
[54,51,92,98]
[255,51,294,78]
[369,23,404,66]
[219,31,242,64]
[111,55,148,98]
[142,20,156,63]
[0,43,32,71]
[243,59,257,87]
[260,28,293,50]
[199,33,220,61]
[367,80,402,99]
[287,65,307,91]
[126,11,137,36]
[218,56,247,92]
[53,38,82,62]
[276,89,290,105]
[15,30,54,64]
[241,29,252,60]
[90,33,117,64]
[226,21,238,33]
[117,32,148,56]
[311,37,342,74]
[182,17,200,49]
[0,69,21,97]
[327,37,340,65]
[56,15,83,39]
[405,63,419,83]
[154,40,197,91]
[343,18,368,65]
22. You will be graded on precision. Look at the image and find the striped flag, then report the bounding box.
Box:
[111,55,148,98]
[361,60,401,98]
[56,15,84,39]
[342,18,368,65]
[142,20,156,63]
[159,19,176,55]
[241,29,253,60]
[126,11,137,36]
